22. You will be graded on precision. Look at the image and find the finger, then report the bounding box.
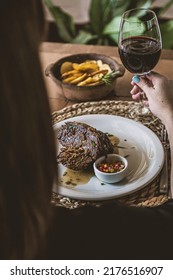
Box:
[132,75,154,93]
[141,91,148,100]
[143,100,149,107]
[130,85,140,95]
[131,80,135,86]
[131,92,142,101]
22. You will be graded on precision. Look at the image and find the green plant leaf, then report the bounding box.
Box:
[160,20,173,49]
[43,0,76,42]
[124,0,156,18]
[72,31,97,44]
[103,16,144,42]
[102,16,120,44]
[89,0,119,35]
[44,0,173,49]
[111,0,129,17]
[108,33,119,44]
[127,0,155,10]
[103,16,121,34]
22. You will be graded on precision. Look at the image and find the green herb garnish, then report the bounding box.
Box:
[102,70,120,86]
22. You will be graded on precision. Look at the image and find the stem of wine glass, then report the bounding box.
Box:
[137,71,153,114]
[133,73,150,115]
[138,97,149,115]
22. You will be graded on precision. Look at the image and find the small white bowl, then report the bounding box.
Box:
[93,154,128,184]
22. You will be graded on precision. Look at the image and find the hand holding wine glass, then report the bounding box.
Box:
[118,8,162,114]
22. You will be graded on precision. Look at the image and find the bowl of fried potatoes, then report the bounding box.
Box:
[45,53,125,101]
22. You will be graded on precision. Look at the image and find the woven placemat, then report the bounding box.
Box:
[51,100,170,209]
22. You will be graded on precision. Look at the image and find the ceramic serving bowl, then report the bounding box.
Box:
[45,53,125,101]
[93,154,128,184]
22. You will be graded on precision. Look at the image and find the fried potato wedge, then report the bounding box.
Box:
[92,73,104,81]
[96,60,103,68]
[78,72,105,86]
[72,63,80,70]
[99,63,112,73]
[60,59,114,87]
[69,73,87,84]
[89,69,108,77]
[62,73,83,83]
[77,77,95,86]
[60,61,73,75]
[75,62,99,72]
[61,69,81,78]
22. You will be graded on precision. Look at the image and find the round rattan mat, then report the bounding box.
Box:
[51,100,170,209]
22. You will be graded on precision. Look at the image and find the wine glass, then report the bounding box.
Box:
[118,8,162,115]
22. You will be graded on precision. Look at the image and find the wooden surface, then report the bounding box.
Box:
[40,42,173,113]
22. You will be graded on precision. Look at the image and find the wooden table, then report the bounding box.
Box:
[40,42,173,113]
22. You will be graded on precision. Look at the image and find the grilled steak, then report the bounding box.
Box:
[57,121,113,170]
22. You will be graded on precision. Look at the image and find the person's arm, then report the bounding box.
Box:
[131,72,173,197]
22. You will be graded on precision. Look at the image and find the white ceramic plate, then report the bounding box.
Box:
[53,114,164,200]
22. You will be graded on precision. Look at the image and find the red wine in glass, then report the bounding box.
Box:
[118,8,162,115]
[119,36,161,74]
[118,9,162,76]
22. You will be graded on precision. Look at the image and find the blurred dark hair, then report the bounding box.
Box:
[0,0,57,259]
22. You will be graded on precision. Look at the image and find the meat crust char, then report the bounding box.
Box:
[57,121,113,170]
